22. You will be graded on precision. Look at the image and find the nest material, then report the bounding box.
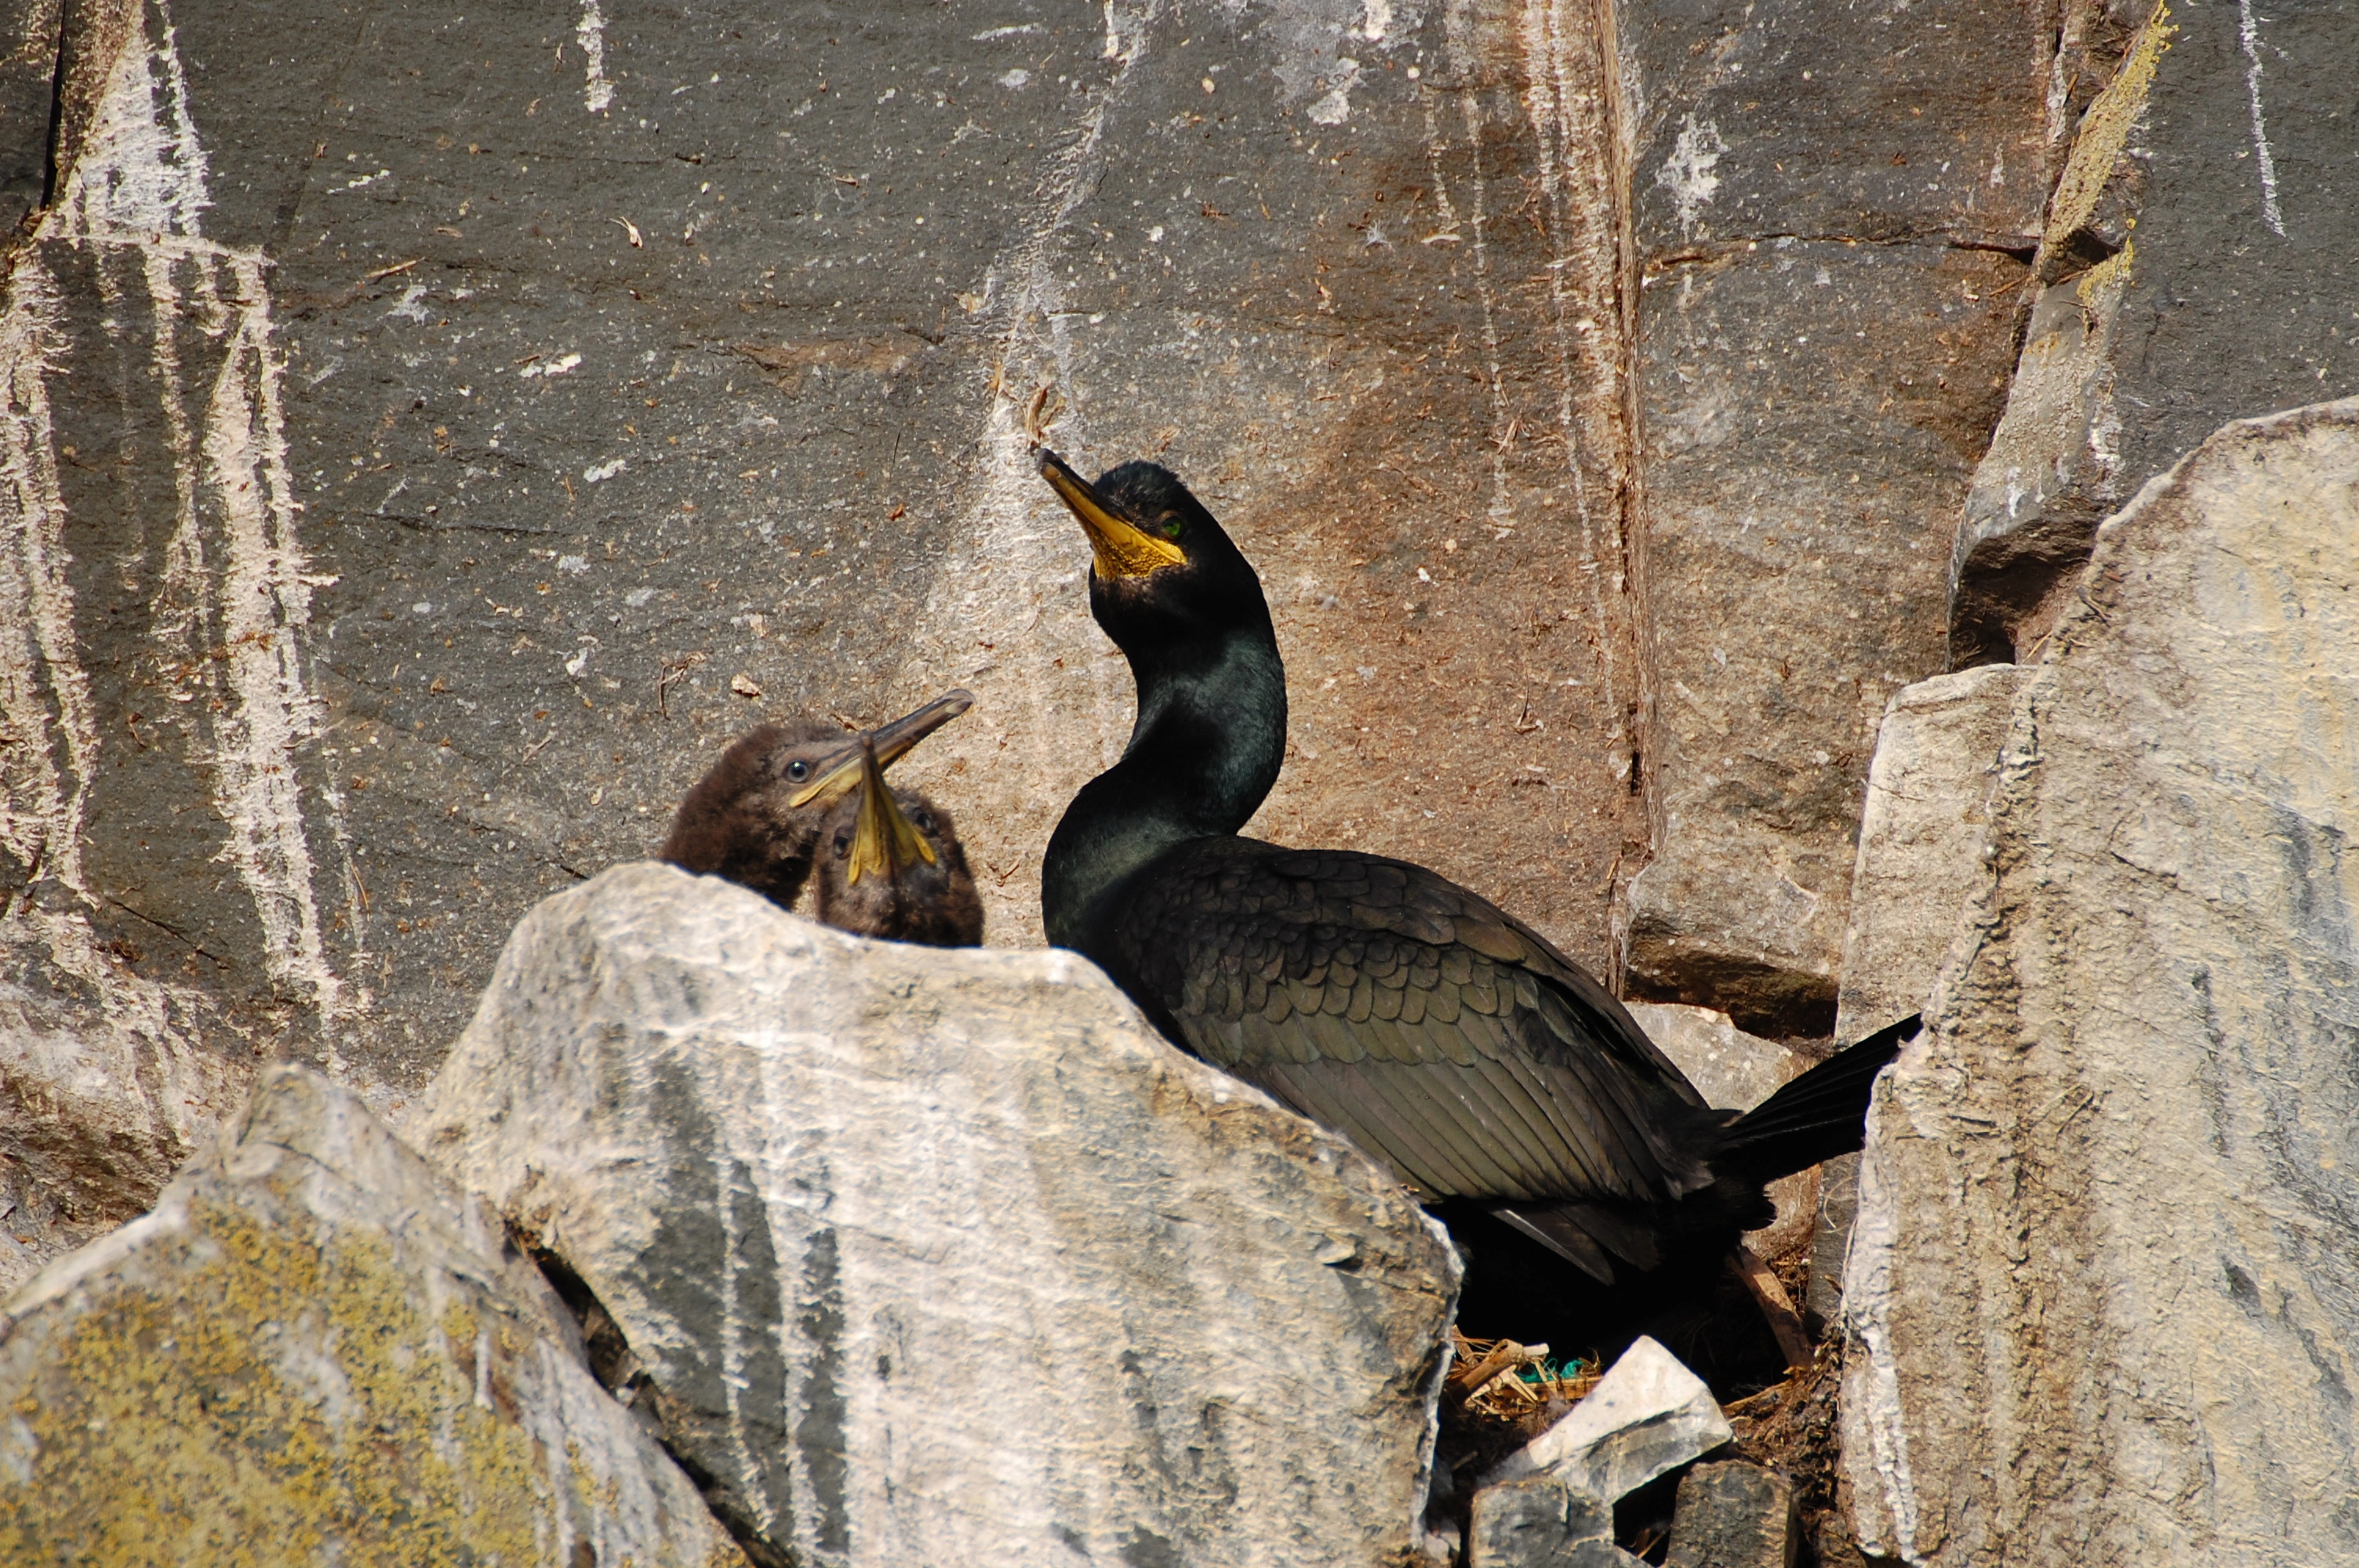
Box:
[1447,1328,1603,1419]
[1434,1327,1608,1489]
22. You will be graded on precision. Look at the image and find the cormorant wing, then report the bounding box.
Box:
[1100,839,1725,1214]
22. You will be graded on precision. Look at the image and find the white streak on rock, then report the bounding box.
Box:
[2237,0,2284,237]
[56,13,209,239]
[0,259,96,904]
[198,252,343,1035]
[43,9,351,1040]
[1438,0,1518,537]
[577,0,616,114]
[1514,0,1630,739]
[0,245,254,1298]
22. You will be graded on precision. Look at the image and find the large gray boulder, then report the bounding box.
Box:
[0,1064,743,1566]
[1843,399,2359,1563]
[419,861,1459,1567]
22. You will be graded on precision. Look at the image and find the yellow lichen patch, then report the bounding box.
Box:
[2039,3,2174,264]
[0,1182,569,1565]
[2075,241,2134,311]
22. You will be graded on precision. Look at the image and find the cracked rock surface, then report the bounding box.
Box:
[1845,398,2359,1566]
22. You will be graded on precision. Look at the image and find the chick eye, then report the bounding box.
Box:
[833,830,850,856]
[787,760,809,781]
[914,811,935,833]
[1160,517,1183,539]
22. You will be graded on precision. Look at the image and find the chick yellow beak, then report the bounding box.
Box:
[845,734,936,886]
[1036,448,1186,580]
[787,688,973,810]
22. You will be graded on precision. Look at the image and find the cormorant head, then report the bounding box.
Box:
[660,689,972,909]
[816,737,985,946]
[1036,448,1271,659]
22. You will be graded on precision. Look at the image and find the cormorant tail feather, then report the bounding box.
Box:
[1712,1014,1922,1184]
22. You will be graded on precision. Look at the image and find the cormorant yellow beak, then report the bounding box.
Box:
[1036,448,1187,579]
[845,734,936,885]
[787,688,973,809]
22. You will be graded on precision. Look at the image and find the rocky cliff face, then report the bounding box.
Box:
[2,0,2357,1562]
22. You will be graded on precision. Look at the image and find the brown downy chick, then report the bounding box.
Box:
[814,735,984,947]
[660,690,972,910]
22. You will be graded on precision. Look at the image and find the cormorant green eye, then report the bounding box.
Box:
[1160,517,1183,539]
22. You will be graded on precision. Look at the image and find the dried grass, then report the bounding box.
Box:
[1434,1327,1608,1489]
[1447,1327,1602,1417]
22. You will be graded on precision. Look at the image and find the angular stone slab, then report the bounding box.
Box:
[0,1065,742,1567]
[1485,1335,1731,1503]
[1845,399,2359,1564]
[1664,1459,1797,1568]
[1830,664,2032,1046]
[1469,1475,1644,1568]
[1627,1001,1801,1115]
[1809,662,2031,1316]
[420,862,1459,1567]
[1952,0,2359,662]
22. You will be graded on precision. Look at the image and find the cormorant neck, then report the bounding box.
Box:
[1043,622,1285,951]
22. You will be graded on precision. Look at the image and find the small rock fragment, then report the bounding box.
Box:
[1484,1335,1733,1501]
[1468,1474,1645,1567]
[1665,1458,1798,1568]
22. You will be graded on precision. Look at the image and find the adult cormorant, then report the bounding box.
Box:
[813,734,985,946]
[1033,448,1909,1316]
[661,690,971,911]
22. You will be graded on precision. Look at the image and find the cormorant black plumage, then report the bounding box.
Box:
[1033,448,1912,1306]
[661,690,971,912]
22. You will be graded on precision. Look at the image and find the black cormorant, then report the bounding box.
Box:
[1032,448,1910,1341]
[661,690,972,911]
[813,733,985,946]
